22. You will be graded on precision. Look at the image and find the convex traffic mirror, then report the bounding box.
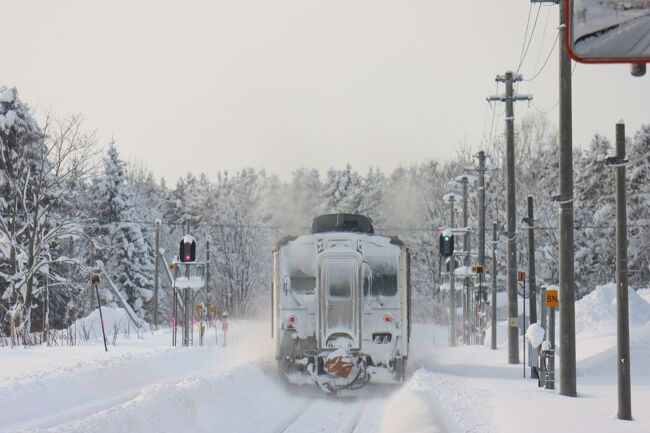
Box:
[568,0,650,62]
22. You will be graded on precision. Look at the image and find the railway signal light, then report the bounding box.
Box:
[439,234,454,257]
[179,235,196,263]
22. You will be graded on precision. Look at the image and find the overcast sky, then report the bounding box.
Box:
[3,0,648,181]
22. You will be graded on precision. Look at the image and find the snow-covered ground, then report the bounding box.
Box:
[2,285,650,433]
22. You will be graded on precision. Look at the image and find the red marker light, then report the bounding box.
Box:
[383,314,393,323]
[288,315,297,324]
[185,255,191,261]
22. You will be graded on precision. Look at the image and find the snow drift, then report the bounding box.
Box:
[574,283,650,334]
[70,307,147,341]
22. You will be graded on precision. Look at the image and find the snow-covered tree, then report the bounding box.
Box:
[91,143,154,319]
[1,86,97,343]
[207,169,272,317]
[322,164,364,214]
[628,125,650,286]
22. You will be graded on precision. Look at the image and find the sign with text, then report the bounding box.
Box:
[546,290,559,308]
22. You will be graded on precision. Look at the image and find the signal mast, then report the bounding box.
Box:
[172,234,207,347]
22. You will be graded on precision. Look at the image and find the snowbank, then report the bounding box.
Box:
[70,307,146,340]
[574,283,650,334]
[638,288,650,304]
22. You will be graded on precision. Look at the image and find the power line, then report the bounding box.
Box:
[524,31,559,82]
[516,4,534,73]
[516,4,543,75]
[530,5,553,81]
[531,100,559,114]
[530,63,577,114]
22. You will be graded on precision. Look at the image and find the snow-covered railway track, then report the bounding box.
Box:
[275,398,365,433]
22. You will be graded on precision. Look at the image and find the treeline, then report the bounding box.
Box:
[1,86,649,343]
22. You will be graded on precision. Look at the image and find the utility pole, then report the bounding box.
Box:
[477,152,487,346]
[614,121,632,420]
[206,239,211,303]
[477,152,487,270]
[525,196,538,374]
[461,176,472,343]
[449,195,457,347]
[487,72,531,364]
[153,220,161,330]
[558,0,577,397]
[491,222,498,350]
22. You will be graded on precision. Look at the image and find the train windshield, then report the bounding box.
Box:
[290,271,316,294]
[364,256,398,297]
[285,243,317,294]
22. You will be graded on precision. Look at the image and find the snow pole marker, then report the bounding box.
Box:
[208,305,218,345]
[195,304,204,347]
[90,273,108,352]
[222,311,229,347]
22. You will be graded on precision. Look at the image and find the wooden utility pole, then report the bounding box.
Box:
[488,72,531,364]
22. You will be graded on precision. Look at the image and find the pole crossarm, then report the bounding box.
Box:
[487,95,533,103]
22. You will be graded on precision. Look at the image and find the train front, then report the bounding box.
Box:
[273,214,410,393]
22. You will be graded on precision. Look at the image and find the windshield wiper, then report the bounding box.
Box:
[284,278,302,306]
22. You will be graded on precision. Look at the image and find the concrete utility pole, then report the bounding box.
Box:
[614,121,632,420]
[449,195,457,347]
[206,239,211,302]
[461,176,472,342]
[153,220,161,330]
[487,72,531,364]
[491,222,498,350]
[526,196,538,374]
[558,0,577,397]
[477,153,487,346]
[477,152,487,268]
[630,63,646,77]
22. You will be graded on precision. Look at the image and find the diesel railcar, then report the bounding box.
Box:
[272,214,410,392]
